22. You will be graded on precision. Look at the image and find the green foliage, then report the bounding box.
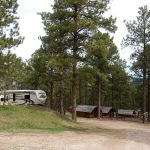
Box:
[122,5,150,50]
[0,0,23,50]
[0,51,25,90]
[39,0,117,109]
[122,5,150,73]
[108,60,132,108]
[0,0,23,90]
[123,5,150,121]
[23,0,134,113]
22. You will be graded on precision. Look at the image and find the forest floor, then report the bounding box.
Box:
[0,117,150,150]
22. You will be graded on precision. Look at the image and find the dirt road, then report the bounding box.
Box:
[0,118,150,150]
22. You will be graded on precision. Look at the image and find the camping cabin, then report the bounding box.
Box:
[117,109,136,118]
[69,105,116,118]
[100,106,116,118]
[75,105,98,118]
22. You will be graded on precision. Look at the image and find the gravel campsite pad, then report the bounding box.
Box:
[0,118,150,150]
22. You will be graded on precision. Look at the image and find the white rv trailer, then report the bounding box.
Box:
[4,90,47,105]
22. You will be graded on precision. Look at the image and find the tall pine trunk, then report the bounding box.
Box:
[111,75,114,108]
[79,77,82,105]
[142,67,147,123]
[60,81,64,115]
[142,27,147,123]
[72,6,78,121]
[72,53,77,121]
[84,80,88,104]
[49,68,54,109]
[97,76,101,119]
[148,69,150,122]
[50,82,53,109]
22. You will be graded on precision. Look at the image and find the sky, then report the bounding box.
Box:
[12,0,150,63]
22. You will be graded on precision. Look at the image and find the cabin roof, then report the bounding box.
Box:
[76,105,114,113]
[118,109,136,115]
[100,106,113,113]
[76,105,97,113]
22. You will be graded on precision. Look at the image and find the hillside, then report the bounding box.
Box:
[0,105,84,132]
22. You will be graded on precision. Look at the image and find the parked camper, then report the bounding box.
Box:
[0,95,4,101]
[4,90,47,105]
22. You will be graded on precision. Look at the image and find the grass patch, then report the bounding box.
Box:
[0,105,86,132]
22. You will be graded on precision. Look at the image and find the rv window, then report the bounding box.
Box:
[40,95,46,98]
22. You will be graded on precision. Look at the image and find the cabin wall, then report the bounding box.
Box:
[77,109,98,118]
[101,109,116,118]
[117,114,135,118]
[76,112,94,118]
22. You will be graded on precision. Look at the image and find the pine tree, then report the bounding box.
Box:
[40,0,116,121]
[86,32,117,118]
[122,5,150,123]
[0,0,23,50]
